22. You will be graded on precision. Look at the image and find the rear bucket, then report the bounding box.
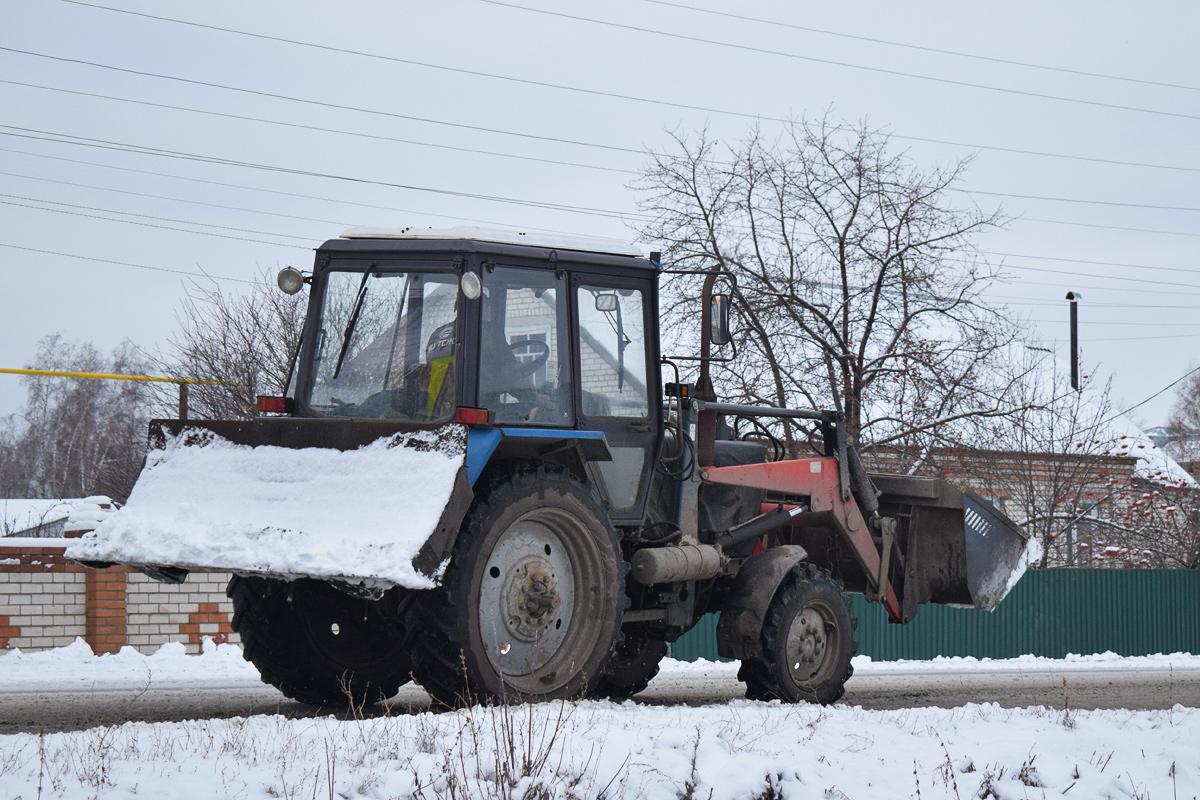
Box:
[871,474,1039,612]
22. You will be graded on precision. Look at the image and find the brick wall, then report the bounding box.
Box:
[0,540,239,654]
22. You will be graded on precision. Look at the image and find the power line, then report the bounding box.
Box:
[0,78,635,175]
[0,145,602,236]
[998,263,1200,291]
[0,197,313,247]
[960,188,1200,213]
[892,132,1200,174]
[992,251,1200,277]
[481,0,1200,123]
[18,144,1199,275]
[644,0,1200,93]
[1100,363,1200,421]
[989,296,1200,310]
[0,46,641,156]
[0,168,351,226]
[1014,216,1200,239]
[12,74,1190,206]
[1029,319,1200,327]
[39,9,1200,174]
[0,191,315,241]
[0,124,649,221]
[1091,333,1200,342]
[990,276,1200,299]
[0,242,254,283]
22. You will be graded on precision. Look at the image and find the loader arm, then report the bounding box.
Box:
[702,457,903,622]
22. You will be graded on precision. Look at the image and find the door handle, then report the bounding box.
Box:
[627,423,652,433]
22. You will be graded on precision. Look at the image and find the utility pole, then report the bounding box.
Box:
[1066,292,1082,392]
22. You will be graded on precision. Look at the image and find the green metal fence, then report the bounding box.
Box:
[669,569,1200,662]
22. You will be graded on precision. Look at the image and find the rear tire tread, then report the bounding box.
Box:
[227,576,411,707]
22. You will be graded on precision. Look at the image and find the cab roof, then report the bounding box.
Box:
[339,225,645,258]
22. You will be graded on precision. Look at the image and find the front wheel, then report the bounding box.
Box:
[740,563,857,705]
[411,468,624,706]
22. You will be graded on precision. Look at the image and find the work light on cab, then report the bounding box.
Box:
[276,267,305,295]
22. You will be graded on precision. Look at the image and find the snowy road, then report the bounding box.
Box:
[2,644,1198,799]
[3,642,1198,734]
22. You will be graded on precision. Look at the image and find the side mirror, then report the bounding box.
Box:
[277,267,305,295]
[595,293,618,312]
[710,293,732,346]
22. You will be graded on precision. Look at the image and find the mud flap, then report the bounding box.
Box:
[715,545,808,661]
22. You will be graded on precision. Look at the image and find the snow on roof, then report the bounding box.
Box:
[2,499,78,536]
[1,497,117,537]
[1103,413,1197,490]
[340,224,645,258]
[945,350,1198,491]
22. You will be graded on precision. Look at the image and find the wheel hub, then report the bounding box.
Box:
[502,557,562,639]
[478,518,576,678]
[785,604,829,684]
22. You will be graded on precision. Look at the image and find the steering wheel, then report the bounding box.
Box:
[507,339,550,378]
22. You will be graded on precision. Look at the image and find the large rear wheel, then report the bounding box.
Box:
[411,469,624,706]
[228,576,413,707]
[740,563,857,705]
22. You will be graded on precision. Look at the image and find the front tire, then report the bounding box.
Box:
[740,563,857,705]
[228,576,413,707]
[411,468,624,705]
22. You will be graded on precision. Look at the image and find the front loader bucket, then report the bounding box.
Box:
[870,474,1038,613]
[66,420,473,589]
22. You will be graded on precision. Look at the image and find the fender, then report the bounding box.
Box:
[715,545,808,661]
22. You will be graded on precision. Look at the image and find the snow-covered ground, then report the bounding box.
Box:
[1,642,1197,799]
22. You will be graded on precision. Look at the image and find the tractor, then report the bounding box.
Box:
[69,226,1035,707]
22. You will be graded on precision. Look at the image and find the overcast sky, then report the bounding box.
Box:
[2,0,1198,427]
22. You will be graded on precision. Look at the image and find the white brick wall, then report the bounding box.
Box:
[126,571,240,655]
[1,547,240,655]
[0,570,87,651]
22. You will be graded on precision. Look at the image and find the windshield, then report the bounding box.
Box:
[305,268,459,421]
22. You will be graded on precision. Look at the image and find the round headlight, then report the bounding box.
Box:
[460,271,482,300]
[276,266,305,295]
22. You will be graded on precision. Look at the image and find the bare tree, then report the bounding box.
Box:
[153,269,307,420]
[905,352,1200,570]
[636,117,1030,465]
[955,355,1127,567]
[0,335,155,503]
[1165,367,1200,465]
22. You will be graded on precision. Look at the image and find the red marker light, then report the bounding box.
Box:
[256,396,291,414]
[455,406,490,426]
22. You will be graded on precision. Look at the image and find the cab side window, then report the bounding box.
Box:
[577,285,648,418]
[478,267,572,425]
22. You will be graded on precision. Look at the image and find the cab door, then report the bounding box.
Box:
[572,273,660,523]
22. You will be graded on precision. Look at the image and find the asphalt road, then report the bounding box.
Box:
[3,664,1197,735]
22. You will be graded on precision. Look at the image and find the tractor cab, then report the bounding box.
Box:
[291,226,664,523]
